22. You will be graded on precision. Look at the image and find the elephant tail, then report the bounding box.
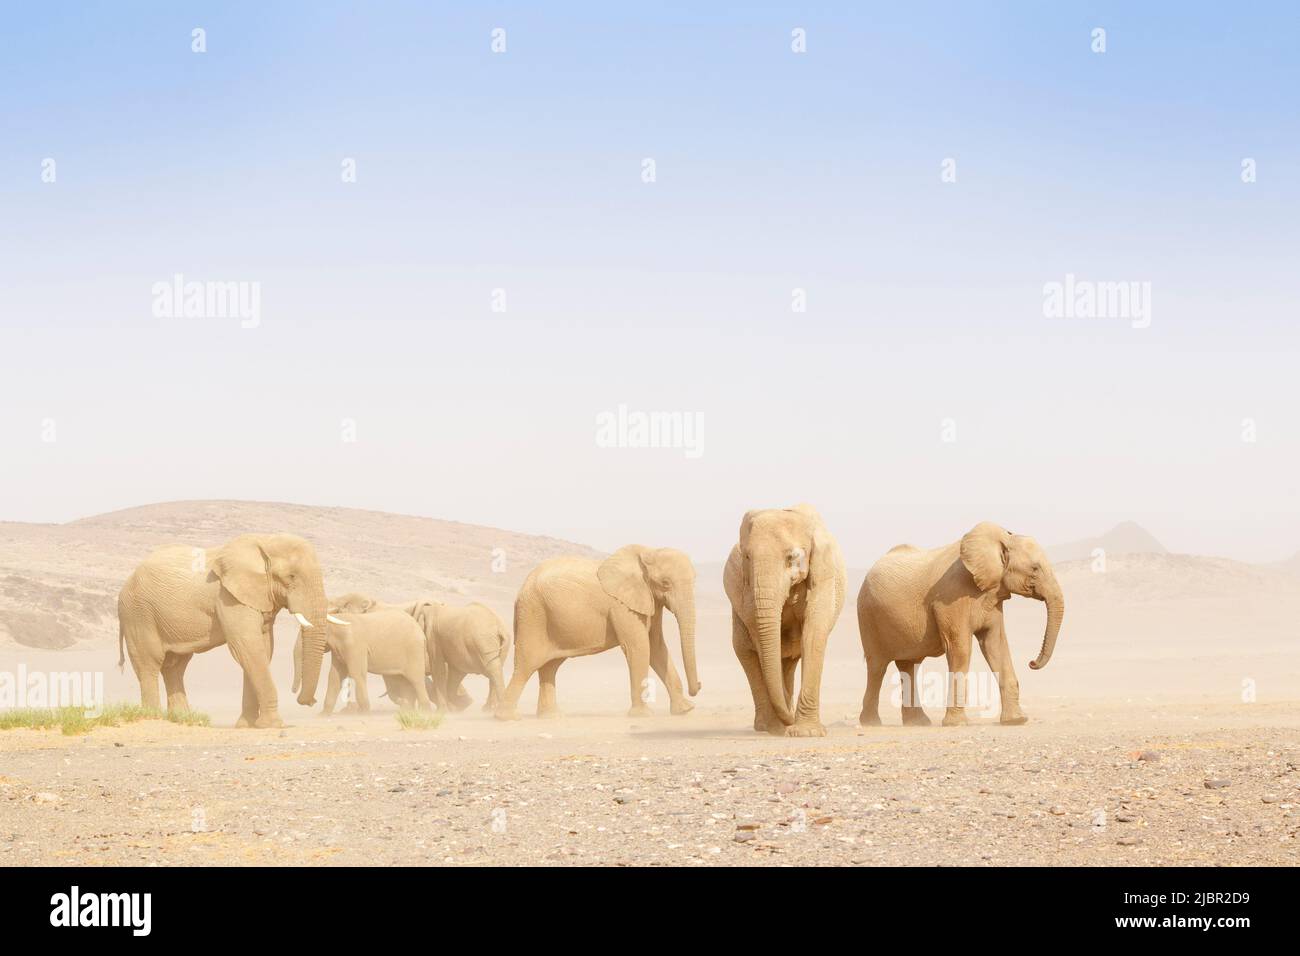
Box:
[117,620,125,672]
[496,622,511,667]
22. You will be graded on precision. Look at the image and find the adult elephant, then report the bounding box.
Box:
[857,521,1065,727]
[724,504,846,737]
[496,546,700,720]
[117,533,343,727]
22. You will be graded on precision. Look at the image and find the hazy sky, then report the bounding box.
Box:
[2,2,1297,565]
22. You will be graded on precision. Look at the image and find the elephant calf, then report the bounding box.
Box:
[291,608,433,714]
[857,521,1065,727]
[331,593,510,712]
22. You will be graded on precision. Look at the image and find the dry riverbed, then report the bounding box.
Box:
[1,698,1296,866]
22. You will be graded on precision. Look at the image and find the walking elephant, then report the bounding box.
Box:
[117,533,344,728]
[496,546,700,720]
[724,504,845,737]
[857,521,1065,727]
[290,608,433,714]
[330,593,508,712]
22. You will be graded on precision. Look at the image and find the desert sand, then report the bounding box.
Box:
[1,502,1298,866]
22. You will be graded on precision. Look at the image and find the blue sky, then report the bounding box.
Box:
[1,3,1297,563]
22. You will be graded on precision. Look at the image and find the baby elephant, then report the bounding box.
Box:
[291,608,433,714]
[331,593,509,712]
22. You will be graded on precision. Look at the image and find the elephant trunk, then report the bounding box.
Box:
[675,595,701,697]
[752,579,794,725]
[1029,574,1064,670]
[292,589,329,706]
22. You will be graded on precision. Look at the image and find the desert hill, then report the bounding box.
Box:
[1046,520,1167,564]
[0,500,602,649]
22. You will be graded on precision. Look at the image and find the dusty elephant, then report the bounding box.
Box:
[331,593,508,712]
[291,607,433,714]
[497,546,700,720]
[117,533,343,727]
[723,504,846,737]
[857,521,1065,727]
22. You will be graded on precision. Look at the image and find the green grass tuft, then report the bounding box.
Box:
[0,703,211,736]
[395,708,443,731]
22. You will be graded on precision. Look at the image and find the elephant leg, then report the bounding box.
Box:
[225,606,282,728]
[787,617,831,737]
[613,616,652,718]
[733,614,781,734]
[496,654,538,722]
[381,674,413,709]
[942,633,972,727]
[122,621,163,710]
[407,666,434,712]
[482,659,505,713]
[859,654,887,726]
[536,659,563,718]
[160,652,193,714]
[648,625,691,715]
[977,618,1026,725]
[322,656,343,715]
[897,660,931,726]
[349,651,371,713]
[444,667,470,712]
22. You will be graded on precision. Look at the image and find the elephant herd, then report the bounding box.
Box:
[116,504,1064,735]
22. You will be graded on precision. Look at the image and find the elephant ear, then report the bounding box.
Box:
[330,592,377,614]
[791,504,842,607]
[737,510,762,547]
[960,522,1009,592]
[212,536,274,613]
[597,547,653,617]
[405,600,439,638]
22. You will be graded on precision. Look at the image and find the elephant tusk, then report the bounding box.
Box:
[293,612,314,629]
[326,614,350,626]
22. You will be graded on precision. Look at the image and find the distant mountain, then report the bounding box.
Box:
[1046,521,1167,564]
[0,500,602,650]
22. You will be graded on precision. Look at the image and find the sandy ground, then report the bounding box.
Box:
[3,502,1299,866]
[2,687,1296,867]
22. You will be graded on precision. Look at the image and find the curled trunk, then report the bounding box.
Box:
[1028,576,1064,670]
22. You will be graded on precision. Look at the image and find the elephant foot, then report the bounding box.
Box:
[669,699,695,716]
[999,713,1029,726]
[254,714,284,729]
[537,707,564,720]
[448,699,472,713]
[481,701,497,713]
[941,710,967,727]
[858,712,882,727]
[235,714,257,729]
[754,713,784,734]
[494,707,520,721]
[785,721,827,738]
[901,708,932,727]
[627,704,653,718]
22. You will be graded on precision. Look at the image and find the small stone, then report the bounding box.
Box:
[32,792,59,804]
[1262,794,1280,804]
[775,782,796,794]
[1049,805,1067,816]
[1137,751,1160,762]
[1115,813,1138,823]
[733,830,757,843]
[1117,837,1141,846]
[1204,779,1231,790]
